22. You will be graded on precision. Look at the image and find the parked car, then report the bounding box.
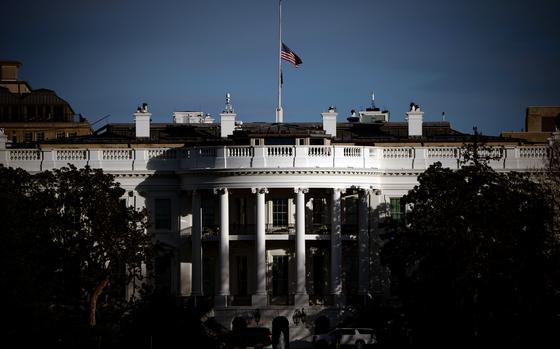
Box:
[313,328,377,349]
[221,326,273,349]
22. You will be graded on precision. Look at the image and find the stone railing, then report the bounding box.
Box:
[9,149,41,161]
[0,145,549,173]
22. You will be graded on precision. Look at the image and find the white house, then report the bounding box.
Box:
[0,96,549,344]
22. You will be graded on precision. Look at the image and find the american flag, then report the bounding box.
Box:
[281,43,302,67]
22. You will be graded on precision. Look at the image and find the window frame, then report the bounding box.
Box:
[272,198,289,227]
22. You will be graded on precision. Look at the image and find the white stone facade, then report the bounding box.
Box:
[0,136,549,342]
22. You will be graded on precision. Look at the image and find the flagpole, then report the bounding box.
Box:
[276,0,283,123]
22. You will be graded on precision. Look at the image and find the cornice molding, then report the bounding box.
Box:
[111,168,423,178]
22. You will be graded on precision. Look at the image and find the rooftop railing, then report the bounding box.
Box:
[0,144,549,173]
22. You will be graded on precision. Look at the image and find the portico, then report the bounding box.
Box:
[186,183,376,308]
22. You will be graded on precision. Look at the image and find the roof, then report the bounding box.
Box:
[41,120,518,146]
[0,87,76,121]
[47,122,224,145]
[0,60,22,67]
[234,122,327,138]
[337,121,471,143]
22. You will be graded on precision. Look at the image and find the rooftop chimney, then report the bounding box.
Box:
[220,93,237,138]
[0,61,21,82]
[321,106,338,138]
[406,102,423,137]
[133,103,151,138]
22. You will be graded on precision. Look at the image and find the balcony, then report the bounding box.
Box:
[1,144,549,173]
[266,224,295,234]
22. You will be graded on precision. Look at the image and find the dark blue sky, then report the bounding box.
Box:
[2,0,559,136]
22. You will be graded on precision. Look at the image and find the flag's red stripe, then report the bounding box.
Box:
[281,52,298,65]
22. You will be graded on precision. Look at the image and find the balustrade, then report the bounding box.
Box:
[427,147,459,158]
[3,144,549,172]
[382,147,413,158]
[147,149,176,160]
[343,147,361,157]
[228,146,253,157]
[56,150,87,161]
[198,147,217,157]
[9,149,41,161]
[102,149,132,160]
[308,146,332,157]
[519,146,548,158]
[267,146,293,157]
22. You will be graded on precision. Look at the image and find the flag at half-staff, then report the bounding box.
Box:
[281,43,303,67]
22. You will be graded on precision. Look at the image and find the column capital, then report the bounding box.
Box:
[358,187,374,195]
[213,187,228,195]
[251,187,269,194]
[294,187,309,194]
[356,186,382,195]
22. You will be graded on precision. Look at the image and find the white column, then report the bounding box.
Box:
[214,188,230,307]
[358,189,371,296]
[331,188,343,299]
[295,188,309,306]
[191,190,202,296]
[252,187,268,306]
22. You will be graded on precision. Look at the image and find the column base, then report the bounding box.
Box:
[251,294,268,307]
[214,295,229,308]
[294,293,309,306]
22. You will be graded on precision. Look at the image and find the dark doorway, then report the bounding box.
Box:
[313,254,325,295]
[272,255,289,304]
[236,255,248,295]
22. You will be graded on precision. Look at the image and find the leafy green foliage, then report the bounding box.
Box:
[381,160,560,346]
[0,165,151,344]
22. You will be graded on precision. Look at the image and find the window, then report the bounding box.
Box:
[202,198,215,228]
[342,195,358,225]
[24,132,32,142]
[36,132,45,141]
[236,197,247,226]
[390,198,404,221]
[56,131,65,139]
[155,198,172,230]
[272,198,288,227]
[312,197,326,225]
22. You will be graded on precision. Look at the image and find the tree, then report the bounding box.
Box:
[44,165,152,327]
[381,149,560,346]
[0,167,61,341]
[0,165,151,339]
